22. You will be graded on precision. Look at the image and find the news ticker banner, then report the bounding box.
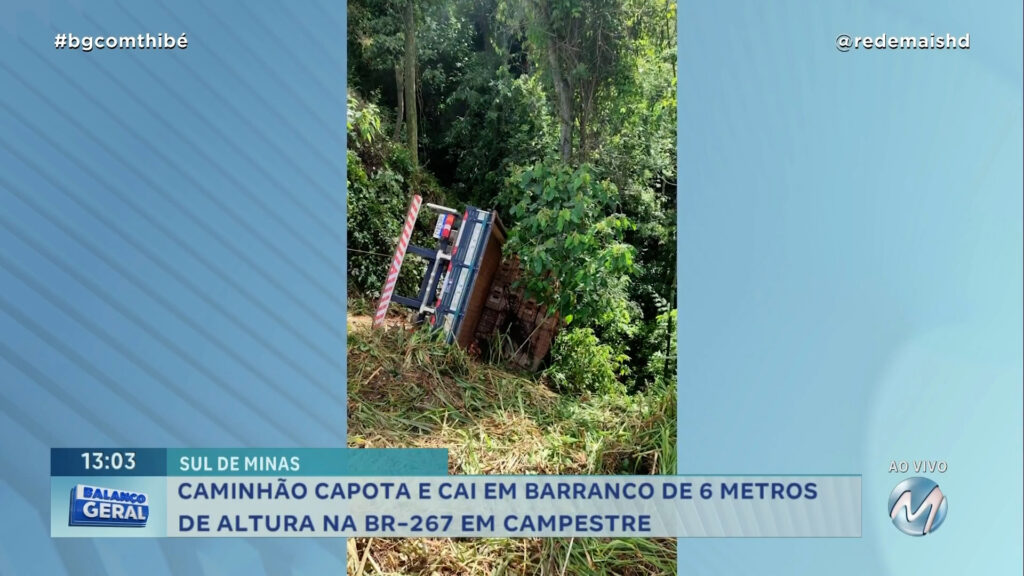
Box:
[50,449,861,538]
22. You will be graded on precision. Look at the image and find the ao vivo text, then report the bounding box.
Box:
[888,460,948,473]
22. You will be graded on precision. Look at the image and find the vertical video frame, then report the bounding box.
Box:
[347,0,678,572]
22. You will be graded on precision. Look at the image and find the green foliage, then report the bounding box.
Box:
[346,94,429,297]
[544,327,627,395]
[502,161,635,326]
[415,2,476,116]
[347,318,677,574]
[590,1,677,181]
[348,0,678,392]
[631,308,677,390]
[347,0,405,81]
[444,65,556,205]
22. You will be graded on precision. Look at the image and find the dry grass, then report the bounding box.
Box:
[346,315,676,575]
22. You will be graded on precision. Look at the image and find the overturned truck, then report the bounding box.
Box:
[372,195,557,370]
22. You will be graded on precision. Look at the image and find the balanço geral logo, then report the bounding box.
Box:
[888,477,947,536]
[69,484,149,528]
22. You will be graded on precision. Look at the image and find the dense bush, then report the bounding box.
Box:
[544,327,627,395]
[501,161,635,327]
[632,308,677,390]
[347,95,410,296]
[444,65,556,206]
[346,94,439,298]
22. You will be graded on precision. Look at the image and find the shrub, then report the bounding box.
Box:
[347,94,434,298]
[545,327,627,395]
[501,161,635,327]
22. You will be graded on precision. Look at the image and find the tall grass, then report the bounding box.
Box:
[347,318,676,575]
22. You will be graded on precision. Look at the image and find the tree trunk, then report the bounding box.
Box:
[546,44,573,164]
[535,1,572,163]
[403,0,419,169]
[392,64,404,140]
[578,106,587,163]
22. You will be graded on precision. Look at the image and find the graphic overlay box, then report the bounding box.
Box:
[68,484,150,528]
[51,448,860,538]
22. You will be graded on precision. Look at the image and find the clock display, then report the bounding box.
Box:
[80,451,137,471]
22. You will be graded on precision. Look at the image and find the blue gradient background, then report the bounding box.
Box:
[677,1,1022,575]
[1,0,347,574]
